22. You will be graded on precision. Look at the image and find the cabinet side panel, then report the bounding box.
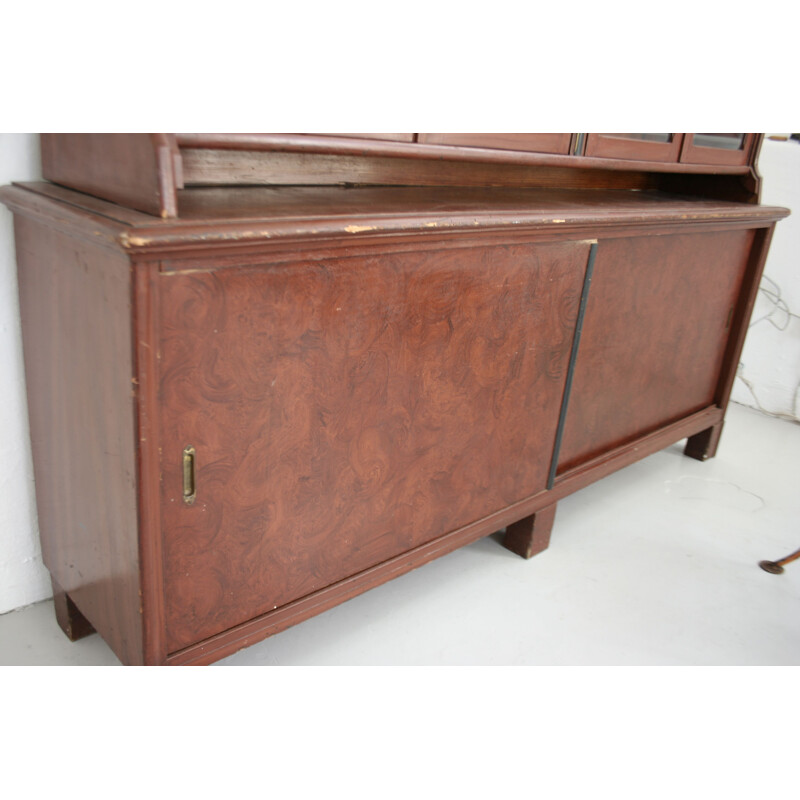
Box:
[14,215,143,665]
[40,133,178,218]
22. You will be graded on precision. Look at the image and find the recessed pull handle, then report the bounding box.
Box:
[183,446,196,505]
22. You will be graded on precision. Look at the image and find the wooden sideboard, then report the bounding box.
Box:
[1,133,789,665]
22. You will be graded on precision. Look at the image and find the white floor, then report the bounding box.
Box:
[1,402,798,666]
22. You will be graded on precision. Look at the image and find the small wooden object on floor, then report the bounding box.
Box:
[759,547,800,574]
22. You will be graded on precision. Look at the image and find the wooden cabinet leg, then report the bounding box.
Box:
[684,421,724,462]
[502,503,557,560]
[51,579,95,641]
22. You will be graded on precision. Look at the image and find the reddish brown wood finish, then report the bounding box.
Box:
[108,185,785,261]
[166,487,560,665]
[1,166,789,665]
[36,134,762,220]
[168,405,729,665]
[13,214,145,665]
[157,241,592,651]
[584,134,685,163]
[502,505,557,559]
[180,148,659,192]
[174,134,754,176]
[680,134,756,167]
[684,421,725,461]
[556,229,757,474]
[418,133,572,154]
[314,133,416,142]
[51,579,95,641]
[41,134,181,218]
[132,260,169,665]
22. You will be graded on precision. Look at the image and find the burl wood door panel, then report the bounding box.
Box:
[158,240,592,652]
[557,229,756,474]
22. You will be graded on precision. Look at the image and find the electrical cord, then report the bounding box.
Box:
[736,274,800,422]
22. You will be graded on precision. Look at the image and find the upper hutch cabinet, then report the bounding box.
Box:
[679,133,756,166]
[417,133,572,155]
[584,134,685,162]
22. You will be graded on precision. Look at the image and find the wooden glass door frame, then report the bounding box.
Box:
[314,133,416,142]
[679,133,756,167]
[584,133,685,163]
[417,133,573,155]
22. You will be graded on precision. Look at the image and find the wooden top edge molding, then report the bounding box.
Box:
[122,187,789,253]
[4,182,788,256]
[0,184,129,251]
[175,134,754,176]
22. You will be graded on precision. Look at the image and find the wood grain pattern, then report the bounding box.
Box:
[552,407,723,496]
[157,240,592,651]
[166,488,558,664]
[2,147,790,664]
[556,229,756,473]
[14,215,144,664]
[169,403,730,665]
[180,148,657,191]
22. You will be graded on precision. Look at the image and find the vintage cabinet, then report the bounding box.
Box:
[1,134,789,664]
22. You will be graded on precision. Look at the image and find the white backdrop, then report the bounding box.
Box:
[730,137,800,420]
[0,133,49,613]
[0,133,798,615]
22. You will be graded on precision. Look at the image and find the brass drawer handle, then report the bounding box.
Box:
[183,446,196,505]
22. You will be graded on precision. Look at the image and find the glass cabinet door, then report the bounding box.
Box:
[679,134,755,166]
[584,133,684,162]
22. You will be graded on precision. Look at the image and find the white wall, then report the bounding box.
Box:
[730,137,800,421]
[0,133,50,614]
[0,133,798,616]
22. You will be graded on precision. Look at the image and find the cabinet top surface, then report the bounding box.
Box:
[1,182,789,255]
[170,185,783,222]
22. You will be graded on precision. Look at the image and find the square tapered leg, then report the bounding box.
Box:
[502,504,557,560]
[684,421,724,461]
[51,578,95,641]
